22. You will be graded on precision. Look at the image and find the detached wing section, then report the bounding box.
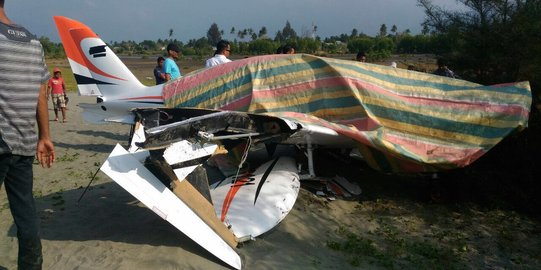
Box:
[101,144,241,269]
[162,54,531,172]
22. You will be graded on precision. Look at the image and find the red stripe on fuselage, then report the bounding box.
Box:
[220,174,254,222]
[119,96,164,101]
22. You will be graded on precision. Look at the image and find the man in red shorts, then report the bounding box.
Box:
[47,68,68,122]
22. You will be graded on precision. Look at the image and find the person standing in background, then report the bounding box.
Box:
[47,68,68,122]
[281,44,295,54]
[205,40,232,68]
[433,58,456,78]
[153,56,165,84]
[0,0,56,269]
[356,51,367,62]
[164,43,181,82]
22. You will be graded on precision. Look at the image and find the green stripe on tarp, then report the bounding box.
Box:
[252,96,362,114]
[366,104,515,139]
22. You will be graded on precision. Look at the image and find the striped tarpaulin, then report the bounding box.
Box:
[162,54,531,172]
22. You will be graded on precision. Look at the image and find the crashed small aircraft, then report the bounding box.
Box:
[54,16,531,269]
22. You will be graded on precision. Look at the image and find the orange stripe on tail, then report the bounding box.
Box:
[53,16,126,81]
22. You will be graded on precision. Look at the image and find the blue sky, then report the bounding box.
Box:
[5,0,460,42]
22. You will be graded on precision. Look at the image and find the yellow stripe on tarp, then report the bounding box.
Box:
[251,65,336,88]
[375,117,503,146]
[325,57,480,87]
[330,66,475,94]
[250,90,361,108]
[361,96,525,128]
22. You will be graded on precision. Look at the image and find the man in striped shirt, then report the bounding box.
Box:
[1,1,55,269]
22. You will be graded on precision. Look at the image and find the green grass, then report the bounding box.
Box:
[45,55,203,90]
[56,152,80,162]
[327,224,460,269]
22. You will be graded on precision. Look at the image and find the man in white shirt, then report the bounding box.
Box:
[205,40,232,68]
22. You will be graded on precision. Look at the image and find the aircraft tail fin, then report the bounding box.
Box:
[53,16,146,97]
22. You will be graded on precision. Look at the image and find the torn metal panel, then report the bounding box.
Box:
[122,108,303,242]
[132,108,298,150]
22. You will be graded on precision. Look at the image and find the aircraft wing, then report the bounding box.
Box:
[101,144,242,269]
[161,54,532,172]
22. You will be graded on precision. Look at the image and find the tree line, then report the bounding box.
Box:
[419,0,540,90]
[418,0,540,213]
[39,20,459,61]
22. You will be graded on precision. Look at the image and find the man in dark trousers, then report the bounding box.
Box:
[0,0,56,269]
[153,56,166,84]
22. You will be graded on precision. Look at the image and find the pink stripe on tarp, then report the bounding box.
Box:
[383,132,487,166]
[490,82,527,88]
[347,79,529,118]
[253,77,350,97]
[120,96,163,101]
[219,95,253,111]
[336,117,380,131]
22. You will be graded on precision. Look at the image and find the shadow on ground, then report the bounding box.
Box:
[72,130,129,141]
[53,142,119,153]
[50,129,129,153]
[312,132,541,220]
[7,182,230,269]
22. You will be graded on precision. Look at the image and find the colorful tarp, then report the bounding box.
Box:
[163,54,531,172]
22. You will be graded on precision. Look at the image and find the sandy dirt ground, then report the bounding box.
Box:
[1,69,541,269]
